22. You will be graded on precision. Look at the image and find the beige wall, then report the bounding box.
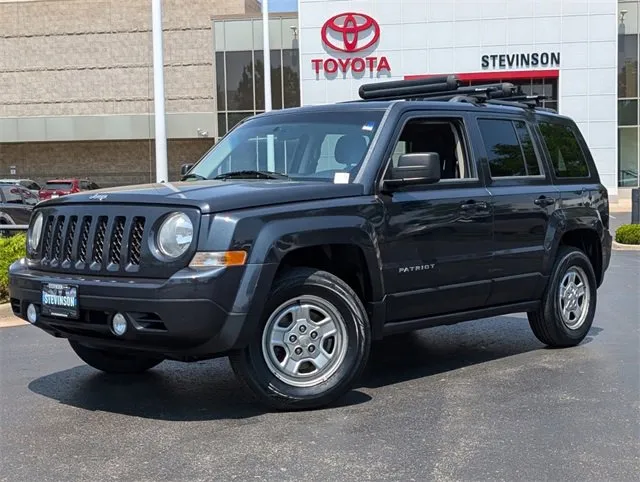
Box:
[0,0,260,117]
[0,138,215,187]
[0,0,258,186]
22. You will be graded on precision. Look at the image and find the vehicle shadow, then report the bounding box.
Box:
[360,316,602,389]
[28,317,603,421]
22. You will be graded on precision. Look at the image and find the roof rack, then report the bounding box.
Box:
[357,75,556,112]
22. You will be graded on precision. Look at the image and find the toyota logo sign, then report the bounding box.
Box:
[312,12,391,78]
[321,12,380,53]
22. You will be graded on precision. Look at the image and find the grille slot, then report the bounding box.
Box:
[108,217,126,265]
[63,216,77,263]
[92,217,108,265]
[78,217,92,264]
[50,216,66,262]
[41,216,54,260]
[129,217,145,266]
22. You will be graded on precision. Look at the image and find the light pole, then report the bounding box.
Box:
[152,0,168,183]
[262,0,272,112]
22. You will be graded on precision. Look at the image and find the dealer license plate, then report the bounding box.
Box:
[41,283,79,319]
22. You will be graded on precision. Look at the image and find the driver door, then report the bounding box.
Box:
[378,113,494,323]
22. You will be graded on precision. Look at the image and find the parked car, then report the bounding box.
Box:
[0,185,37,235]
[0,179,41,199]
[38,179,100,201]
[9,76,612,410]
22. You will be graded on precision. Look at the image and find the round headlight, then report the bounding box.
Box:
[157,212,193,258]
[28,212,44,252]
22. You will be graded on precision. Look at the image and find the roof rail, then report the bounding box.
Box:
[357,75,555,112]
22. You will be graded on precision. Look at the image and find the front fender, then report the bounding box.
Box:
[249,215,383,299]
[226,215,384,349]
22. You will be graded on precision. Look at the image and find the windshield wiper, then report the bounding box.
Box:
[181,173,208,181]
[213,170,290,180]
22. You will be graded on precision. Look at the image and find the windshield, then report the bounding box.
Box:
[188,110,385,182]
[44,182,73,190]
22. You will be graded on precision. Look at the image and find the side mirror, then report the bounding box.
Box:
[383,153,441,190]
[180,163,194,176]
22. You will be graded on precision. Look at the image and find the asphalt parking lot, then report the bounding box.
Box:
[1,250,638,482]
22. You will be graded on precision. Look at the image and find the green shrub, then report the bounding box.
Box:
[0,234,26,302]
[615,224,640,245]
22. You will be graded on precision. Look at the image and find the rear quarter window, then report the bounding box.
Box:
[538,122,590,178]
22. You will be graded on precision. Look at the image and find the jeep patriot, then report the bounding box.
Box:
[9,76,612,409]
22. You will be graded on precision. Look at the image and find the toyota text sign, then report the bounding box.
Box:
[312,12,391,77]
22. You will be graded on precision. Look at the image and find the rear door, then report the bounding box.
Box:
[469,114,560,305]
[377,111,494,322]
[535,118,597,210]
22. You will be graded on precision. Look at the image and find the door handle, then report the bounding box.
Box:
[460,201,488,211]
[534,196,555,207]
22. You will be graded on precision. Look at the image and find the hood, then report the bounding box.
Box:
[43,179,365,213]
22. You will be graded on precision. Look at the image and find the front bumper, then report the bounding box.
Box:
[8,260,277,359]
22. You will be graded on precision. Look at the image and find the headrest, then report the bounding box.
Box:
[335,134,368,166]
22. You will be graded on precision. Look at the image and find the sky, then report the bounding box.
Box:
[262,0,298,13]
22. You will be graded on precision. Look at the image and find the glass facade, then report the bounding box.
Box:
[467,78,559,112]
[214,17,300,137]
[619,0,640,187]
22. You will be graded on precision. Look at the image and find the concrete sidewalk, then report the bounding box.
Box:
[0,303,26,328]
[610,198,632,213]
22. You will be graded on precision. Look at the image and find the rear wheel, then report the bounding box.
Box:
[69,340,163,374]
[229,268,370,410]
[528,247,597,347]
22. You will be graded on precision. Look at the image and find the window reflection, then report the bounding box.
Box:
[619,128,639,187]
[282,49,300,108]
[255,50,284,110]
[215,52,226,111]
[215,18,302,141]
[226,51,254,111]
[618,1,640,187]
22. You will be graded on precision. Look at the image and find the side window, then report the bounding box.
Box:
[390,118,473,179]
[1,187,23,204]
[538,122,590,178]
[478,119,543,178]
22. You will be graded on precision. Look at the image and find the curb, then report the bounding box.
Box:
[612,240,640,251]
[0,302,27,328]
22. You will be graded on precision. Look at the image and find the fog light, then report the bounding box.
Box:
[111,313,127,336]
[26,304,38,324]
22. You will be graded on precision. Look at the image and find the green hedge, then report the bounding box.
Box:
[0,234,26,302]
[615,224,640,245]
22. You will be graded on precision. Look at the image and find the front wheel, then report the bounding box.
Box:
[69,340,163,374]
[229,268,371,410]
[528,246,598,347]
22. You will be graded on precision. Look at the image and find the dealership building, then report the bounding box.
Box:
[0,0,637,198]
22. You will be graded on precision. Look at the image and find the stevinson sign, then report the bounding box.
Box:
[481,52,561,69]
[311,12,391,76]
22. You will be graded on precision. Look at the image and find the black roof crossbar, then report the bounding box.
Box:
[357,76,556,112]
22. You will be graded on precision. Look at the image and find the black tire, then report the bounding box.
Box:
[528,246,597,348]
[229,268,371,411]
[69,340,163,374]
